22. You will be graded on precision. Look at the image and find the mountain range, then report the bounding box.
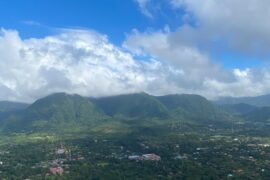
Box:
[0,92,270,134]
[0,101,29,113]
[215,94,270,107]
[215,94,270,123]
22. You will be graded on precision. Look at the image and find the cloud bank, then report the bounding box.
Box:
[128,0,270,99]
[1,26,270,102]
[170,0,270,56]
[124,28,270,99]
[0,28,186,102]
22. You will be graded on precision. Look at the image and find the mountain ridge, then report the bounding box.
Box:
[0,92,243,134]
[0,101,29,113]
[215,94,270,107]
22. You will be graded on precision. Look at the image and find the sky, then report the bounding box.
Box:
[1,0,270,102]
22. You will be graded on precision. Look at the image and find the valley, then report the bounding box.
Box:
[0,93,270,179]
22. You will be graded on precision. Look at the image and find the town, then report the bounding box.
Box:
[0,126,270,179]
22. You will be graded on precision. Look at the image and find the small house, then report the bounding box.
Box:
[142,154,161,161]
[49,166,64,175]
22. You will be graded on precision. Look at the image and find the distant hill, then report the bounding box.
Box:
[218,103,258,115]
[92,93,169,119]
[215,94,270,107]
[242,106,270,122]
[0,101,29,113]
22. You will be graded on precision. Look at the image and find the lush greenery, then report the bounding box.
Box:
[0,92,269,179]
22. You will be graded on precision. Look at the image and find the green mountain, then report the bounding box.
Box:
[0,92,240,134]
[0,101,29,113]
[3,93,107,132]
[157,94,231,122]
[243,106,270,122]
[92,93,169,119]
[26,93,104,121]
[215,94,270,107]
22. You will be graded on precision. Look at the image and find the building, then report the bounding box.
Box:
[128,155,142,161]
[49,166,64,175]
[142,154,161,161]
[174,154,188,160]
[56,148,65,155]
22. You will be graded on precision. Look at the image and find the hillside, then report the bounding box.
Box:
[242,106,270,122]
[2,93,107,132]
[157,94,232,122]
[0,92,239,134]
[92,93,169,119]
[0,101,29,113]
[218,103,258,115]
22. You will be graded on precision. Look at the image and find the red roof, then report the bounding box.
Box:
[50,166,64,175]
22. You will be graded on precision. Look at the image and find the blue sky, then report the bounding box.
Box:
[0,0,263,69]
[0,0,270,101]
[0,0,182,43]
[0,0,143,42]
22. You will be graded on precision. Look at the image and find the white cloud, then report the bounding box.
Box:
[124,29,228,87]
[0,28,182,102]
[135,0,153,18]
[3,1,270,102]
[2,27,270,103]
[170,0,270,56]
[128,0,270,98]
[124,28,270,99]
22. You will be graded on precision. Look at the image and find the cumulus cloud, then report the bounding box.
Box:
[170,0,270,56]
[0,28,185,102]
[123,29,225,85]
[1,26,270,103]
[123,28,270,98]
[124,0,270,98]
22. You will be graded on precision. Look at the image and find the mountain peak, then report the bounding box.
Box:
[3,92,106,132]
